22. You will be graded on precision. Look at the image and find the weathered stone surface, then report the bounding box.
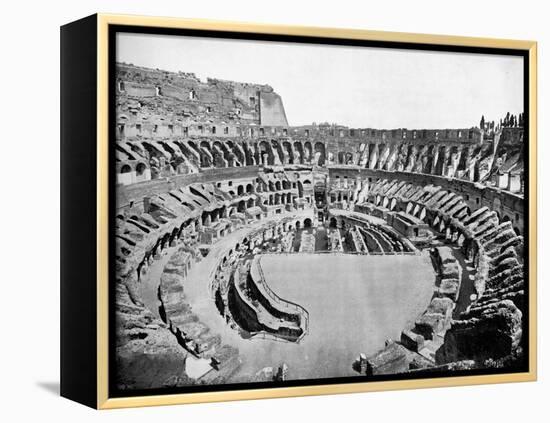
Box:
[115,282,192,390]
[427,297,455,316]
[401,329,425,352]
[112,62,527,384]
[439,278,460,301]
[366,341,411,376]
[158,248,240,369]
[435,300,522,364]
[415,313,446,340]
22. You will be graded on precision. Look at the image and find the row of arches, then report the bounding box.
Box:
[222,176,310,201]
[135,138,328,172]
[364,181,522,236]
[332,143,485,181]
[135,219,197,281]
[215,215,315,271]
[119,161,148,175]
[119,136,494,189]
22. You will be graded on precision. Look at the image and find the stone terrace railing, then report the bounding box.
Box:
[251,256,310,342]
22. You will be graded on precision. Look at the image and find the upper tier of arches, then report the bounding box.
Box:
[115,135,523,197]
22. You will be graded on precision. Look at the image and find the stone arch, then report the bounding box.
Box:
[201,210,210,226]
[293,142,304,164]
[434,146,447,175]
[304,142,313,163]
[423,145,434,173]
[259,140,274,165]
[297,181,304,198]
[458,146,470,171]
[338,151,346,164]
[237,200,246,213]
[271,140,285,164]
[199,141,213,167]
[210,209,219,223]
[169,227,179,246]
[314,142,326,166]
[135,162,147,176]
[282,141,293,164]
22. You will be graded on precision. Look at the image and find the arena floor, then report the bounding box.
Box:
[250,253,436,380]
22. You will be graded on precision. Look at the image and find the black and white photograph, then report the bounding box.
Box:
[112,29,529,396]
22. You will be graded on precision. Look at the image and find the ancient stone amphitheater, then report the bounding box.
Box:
[115,63,526,390]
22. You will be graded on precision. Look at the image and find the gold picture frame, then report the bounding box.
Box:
[61,13,537,409]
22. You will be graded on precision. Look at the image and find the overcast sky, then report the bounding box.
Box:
[117,32,524,129]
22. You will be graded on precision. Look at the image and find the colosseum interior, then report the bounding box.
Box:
[114,62,526,391]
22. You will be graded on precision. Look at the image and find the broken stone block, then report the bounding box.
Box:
[415,313,445,340]
[439,278,460,301]
[401,329,425,352]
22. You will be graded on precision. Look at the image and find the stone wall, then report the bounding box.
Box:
[327,167,524,235]
[259,92,288,126]
[117,62,283,129]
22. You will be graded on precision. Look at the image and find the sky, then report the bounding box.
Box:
[116,32,524,129]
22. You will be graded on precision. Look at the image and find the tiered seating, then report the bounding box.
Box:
[358,177,524,368]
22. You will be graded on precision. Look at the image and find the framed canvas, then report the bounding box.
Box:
[60,14,537,409]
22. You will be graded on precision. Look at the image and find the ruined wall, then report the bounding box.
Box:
[117,63,287,130]
[350,176,526,371]
[115,63,525,206]
[328,166,525,234]
[118,166,262,209]
[260,92,288,126]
